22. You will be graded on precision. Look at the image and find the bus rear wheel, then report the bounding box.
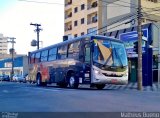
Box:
[69,76,79,89]
[96,84,105,90]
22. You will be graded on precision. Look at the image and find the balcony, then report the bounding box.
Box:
[65,12,72,19]
[65,25,72,32]
[65,0,72,7]
[87,1,98,10]
[87,14,98,25]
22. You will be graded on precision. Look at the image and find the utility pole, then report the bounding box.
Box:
[7,37,16,81]
[137,0,143,90]
[30,23,42,50]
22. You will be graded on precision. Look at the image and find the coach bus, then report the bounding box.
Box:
[28,35,128,89]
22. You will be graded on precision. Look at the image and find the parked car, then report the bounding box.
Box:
[23,74,28,82]
[18,75,26,82]
[2,75,10,81]
[13,75,24,82]
[0,75,3,81]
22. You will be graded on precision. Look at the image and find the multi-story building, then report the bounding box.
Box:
[133,0,160,24]
[0,33,8,54]
[64,0,160,38]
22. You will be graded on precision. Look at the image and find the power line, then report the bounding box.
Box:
[99,0,138,9]
[87,12,138,35]
[18,0,65,5]
[98,20,133,35]
[119,0,160,12]
[18,0,137,9]
[118,0,138,7]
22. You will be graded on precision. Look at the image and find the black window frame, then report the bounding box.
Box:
[81,32,85,36]
[81,4,85,10]
[74,34,78,38]
[74,7,78,13]
[74,20,78,26]
[81,18,85,24]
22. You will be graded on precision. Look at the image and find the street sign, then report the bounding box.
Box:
[119,29,148,57]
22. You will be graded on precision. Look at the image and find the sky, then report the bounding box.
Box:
[0,0,64,54]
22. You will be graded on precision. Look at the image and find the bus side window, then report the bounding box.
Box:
[35,52,41,63]
[30,53,35,64]
[48,48,57,61]
[85,44,90,63]
[41,50,48,62]
[68,41,80,59]
[57,45,67,59]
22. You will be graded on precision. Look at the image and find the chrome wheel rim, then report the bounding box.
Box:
[69,77,75,86]
[37,78,40,85]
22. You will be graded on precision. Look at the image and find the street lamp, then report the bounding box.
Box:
[7,37,16,81]
[30,23,42,50]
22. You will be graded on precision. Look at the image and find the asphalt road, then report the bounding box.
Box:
[0,81,160,113]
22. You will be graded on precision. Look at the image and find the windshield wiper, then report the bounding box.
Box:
[113,48,124,68]
[100,54,112,68]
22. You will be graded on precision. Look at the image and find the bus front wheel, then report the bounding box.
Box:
[69,75,79,89]
[96,84,105,90]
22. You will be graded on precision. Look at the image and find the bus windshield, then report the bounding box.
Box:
[93,39,128,68]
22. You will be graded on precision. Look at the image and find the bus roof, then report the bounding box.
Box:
[29,35,123,54]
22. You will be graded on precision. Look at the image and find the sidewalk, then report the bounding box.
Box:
[104,82,160,91]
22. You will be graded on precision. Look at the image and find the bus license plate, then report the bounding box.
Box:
[111,79,118,83]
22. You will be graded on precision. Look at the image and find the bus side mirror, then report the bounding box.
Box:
[91,42,94,52]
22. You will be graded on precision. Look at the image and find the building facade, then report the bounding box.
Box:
[64,0,160,38]
[0,55,28,77]
[0,33,8,54]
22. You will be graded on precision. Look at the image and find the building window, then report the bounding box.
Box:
[92,14,98,23]
[74,34,78,38]
[81,4,85,10]
[81,32,85,36]
[87,27,97,35]
[74,20,78,26]
[92,1,98,8]
[74,7,78,13]
[81,18,85,24]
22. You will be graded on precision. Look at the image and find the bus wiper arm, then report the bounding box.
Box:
[114,48,124,67]
[101,54,112,67]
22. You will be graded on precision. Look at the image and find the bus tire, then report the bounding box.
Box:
[96,84,105,90]
[36,74,42,86]
[69,75,79,89]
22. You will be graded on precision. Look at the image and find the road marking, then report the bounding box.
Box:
[2,90,9,93]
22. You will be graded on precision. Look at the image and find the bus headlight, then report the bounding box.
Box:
[94,69,101,75]
[94,70,99,74]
